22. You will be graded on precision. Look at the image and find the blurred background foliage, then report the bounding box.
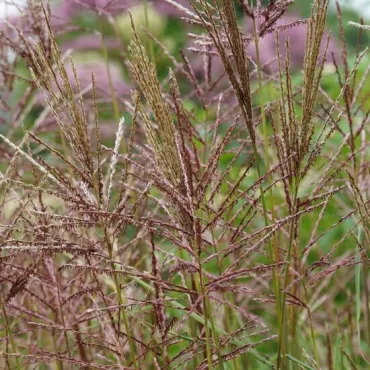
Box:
[3,0,370,111]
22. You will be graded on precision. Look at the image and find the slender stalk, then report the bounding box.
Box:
[278,177,299,368]
[1,303,21,370]
[52,324,63,370]
[104,228,139,370]
[251,11,283,368]
[100,34,120,123]
[362,263,370,346]
[210,222,233,370]
[143,0,156,65]
[355,226,370,365]
[302,281,320,367]
[195,227,213,370]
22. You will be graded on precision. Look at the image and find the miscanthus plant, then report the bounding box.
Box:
[1,0,370,369]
